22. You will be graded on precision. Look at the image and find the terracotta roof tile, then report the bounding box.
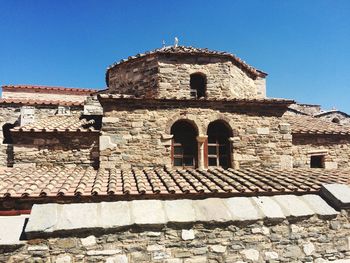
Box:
[284,115,350,135]
[0,166,348,201]
[0,98,83,106]
[2,85,98,94]
[107,45,267,78]
[11,115,98,132]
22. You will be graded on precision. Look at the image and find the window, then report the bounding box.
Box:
[332,118,340,124]
[171,120,198,168]
[190,73,206,98]
[207,121,232,169]
[310,155,325,168]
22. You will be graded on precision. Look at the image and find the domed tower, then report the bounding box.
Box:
[106,46,267,99]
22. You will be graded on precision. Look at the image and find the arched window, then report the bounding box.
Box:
[332,117,340,124]
[190,73,206,98]
[171,120,198,168]
[2,123,16,144]
[207,121,232,169]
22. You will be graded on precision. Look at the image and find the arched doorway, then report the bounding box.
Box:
[207,120,233,169]
[171,120,198,168]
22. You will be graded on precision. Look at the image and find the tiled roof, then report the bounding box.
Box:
[314,110,350,118]
[0,166,348,199]
[107,46,267,78]
[0,98,83,106]
[98,94,294,105]
[11,115,98,132]
[2,85,98,94]
[284,115,350,135]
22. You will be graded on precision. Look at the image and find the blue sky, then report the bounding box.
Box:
[1,1,349,112]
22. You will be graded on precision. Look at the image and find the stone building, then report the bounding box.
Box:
[0,45,350,262]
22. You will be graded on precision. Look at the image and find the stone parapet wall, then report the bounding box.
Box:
[1,212,349,262]
[11,133,99,168]
[107,55,266,99]
[100,101,291,169]
[292,134,350,169]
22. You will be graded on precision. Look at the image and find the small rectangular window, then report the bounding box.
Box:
[310,155,325,168]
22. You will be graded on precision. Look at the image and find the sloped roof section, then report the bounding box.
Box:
[284,115,350,135]
[2,85,98,94]
[107,45,267,79]
[0,98,83,106]
[0,166,348,200]
[98,93,294,105]
[11,115,98,132]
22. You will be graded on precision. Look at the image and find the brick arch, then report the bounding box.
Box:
[203,114,238,136]
[165,113,205,135]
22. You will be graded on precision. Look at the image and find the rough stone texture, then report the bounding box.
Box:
[292,134,350,169]
[2,211,350,262]
[11,132,99,168]
[108,54,266,99]
[100,99,291,169]
[0,104,82,167]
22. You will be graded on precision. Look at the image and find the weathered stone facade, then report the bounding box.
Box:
[108,54,266,99]
[292,134,350,169]
[0,104,83,167]
[11,132,99,168]
[99,99,292,169]
[1,212,350,262]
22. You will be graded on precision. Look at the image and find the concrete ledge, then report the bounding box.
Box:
[25,194,340,238]
[0,215,28,246]
[321,184,350,210]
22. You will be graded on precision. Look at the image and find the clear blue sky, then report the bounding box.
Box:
[1,1,349,112]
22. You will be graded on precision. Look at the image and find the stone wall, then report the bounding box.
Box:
[108,55,159,98]
[107,55,266,99]
[100,100,291,169]
[1,212,350,262]
[11,132,99,168]
[0,104,82,167]
[292,134,350,169]
[158,56,265,99]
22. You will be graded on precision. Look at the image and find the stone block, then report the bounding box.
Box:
[279,123,291,134]
[252,196,285,221]
[240,249,259,262]
[324,161,338,169]
[210,245,226,253]
[300,194,338,218]
[80,235,96,247]
[100,201,132,229]
[193,198,232,222]
[164,199,196,223]
[321,183,350,209]
[184,256,207,263]
[55,203,99,231]
[55,255,72,263]
[130,200,166,226]
[224,197,262,221]
[105,255,128,263]
[257,127,269,135]
[280,155,293,169]
[87,249,122,256]
[100,135,118,151]
[273,195,314,218]
[26,203,58,234]
[181,229,195,240]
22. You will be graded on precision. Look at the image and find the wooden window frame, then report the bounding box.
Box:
[207,138,230,168]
